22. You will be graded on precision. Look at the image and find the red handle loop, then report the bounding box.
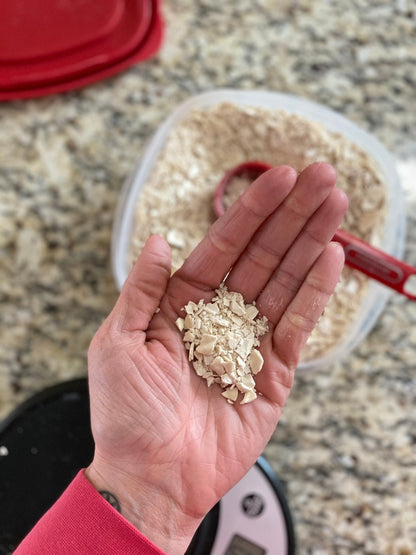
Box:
[213,161,273,218]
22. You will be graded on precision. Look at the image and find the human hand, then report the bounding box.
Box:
[86,162,348,554]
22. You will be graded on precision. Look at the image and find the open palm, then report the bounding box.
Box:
[87,162,347,554]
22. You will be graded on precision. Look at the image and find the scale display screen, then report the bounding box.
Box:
[224,533,266,555]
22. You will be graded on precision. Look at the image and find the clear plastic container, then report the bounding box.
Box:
[111,89,406,371]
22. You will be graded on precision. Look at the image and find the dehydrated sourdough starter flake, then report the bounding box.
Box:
[175,284,269,405]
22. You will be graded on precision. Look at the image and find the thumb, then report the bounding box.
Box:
[116,235,172,333]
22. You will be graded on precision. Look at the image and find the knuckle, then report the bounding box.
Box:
[286,309,315,334]
[207,223,240,255]
[272,267,302,295]
[246,239,283,271]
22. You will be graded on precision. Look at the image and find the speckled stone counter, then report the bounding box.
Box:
[1,1,415,553]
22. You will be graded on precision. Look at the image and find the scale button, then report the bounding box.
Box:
[241,493,265,517]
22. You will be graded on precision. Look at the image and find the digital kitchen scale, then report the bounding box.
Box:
[0,379,295,554]
[187,457,295,554]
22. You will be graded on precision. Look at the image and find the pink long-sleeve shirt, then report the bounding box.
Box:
[14,470,166,554]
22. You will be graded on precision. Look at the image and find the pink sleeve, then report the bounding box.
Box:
[14,470,167,555]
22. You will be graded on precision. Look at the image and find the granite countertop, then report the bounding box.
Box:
[1,0,415,552]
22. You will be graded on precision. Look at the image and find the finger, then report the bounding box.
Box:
[115,235,172,333]
[256,187,348,324]
[225,162,339,301]
[272,242,345,371]
[171,166,298,295]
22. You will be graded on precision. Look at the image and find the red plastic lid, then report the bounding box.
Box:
[0,0,163,100]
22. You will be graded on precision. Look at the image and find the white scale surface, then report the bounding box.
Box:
[210,463,291,554]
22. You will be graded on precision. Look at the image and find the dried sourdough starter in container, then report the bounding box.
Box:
[129,103,387,362]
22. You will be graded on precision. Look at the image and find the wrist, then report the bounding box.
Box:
[85,457,202,555]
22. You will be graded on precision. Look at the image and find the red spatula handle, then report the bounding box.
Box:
[334,229,416,301]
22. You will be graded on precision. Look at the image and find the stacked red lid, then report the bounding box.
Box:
[0,0,163,100]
